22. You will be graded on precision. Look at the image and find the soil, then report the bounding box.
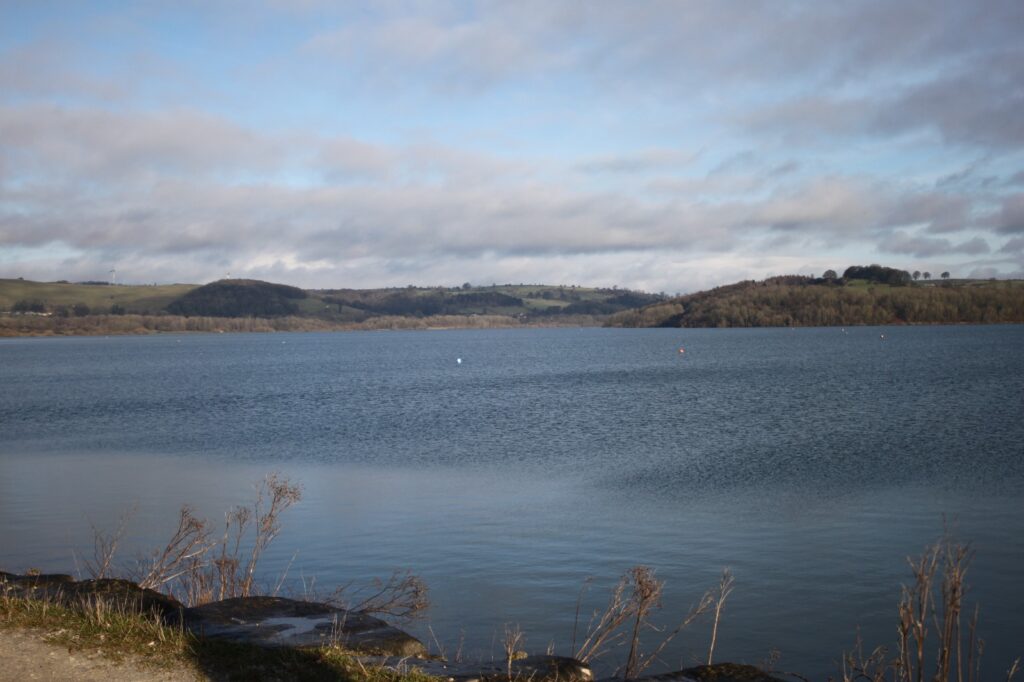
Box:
[0,628,202,682]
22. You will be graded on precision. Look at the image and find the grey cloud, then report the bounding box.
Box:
[769,161,800,177]
[0,41,128,102]
[314,137,396,182]
[576,148,700,175]
[879,233,990,258]
[990,194,1024,233]
[999,237,1024,253]
[305,7,571,91]
[743,46,1024,151]
[935,157,992,189]
[871,49,1024,149]
[967,266,1001,279]
[0,105,284,183]
[300,1,1023,102]
[887,193,971,234]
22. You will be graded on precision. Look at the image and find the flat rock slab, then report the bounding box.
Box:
[599,664,788,682]
[184,596,426,657]
[363,654,593,682]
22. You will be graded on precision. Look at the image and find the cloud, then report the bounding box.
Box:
[999,237,1024,253]
[4,1,1023,292]
[575,148,700,175]
[313,137,395,182]
[871,49,1024,150]
[0,40,128,101]
[0,105,284,184]
[1,104,999,287]
[989,194,1024,234]
[879,233,990,258]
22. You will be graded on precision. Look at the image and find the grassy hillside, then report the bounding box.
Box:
[0,278,196,315]
[607,275,1024,328]
[313,284,661,322]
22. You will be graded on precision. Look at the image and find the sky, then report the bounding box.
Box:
[1,1,1023,294]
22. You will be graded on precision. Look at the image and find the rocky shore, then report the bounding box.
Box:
[1,571,788,682]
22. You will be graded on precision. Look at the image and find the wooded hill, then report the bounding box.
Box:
[607,268,1024,328]
[3,267,1022,336]
[0,278,663,335]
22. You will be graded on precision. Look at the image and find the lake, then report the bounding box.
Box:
[1,325,1022,679]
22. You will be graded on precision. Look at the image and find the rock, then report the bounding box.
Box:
[0,573,184,625]
[598,663,788,682]
[363,653,593,682]
[184,596,426,657]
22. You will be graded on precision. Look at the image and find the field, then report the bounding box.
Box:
[0,279,197,315]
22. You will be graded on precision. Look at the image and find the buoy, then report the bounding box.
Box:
[456,358,462,364]
[678,347,685,354]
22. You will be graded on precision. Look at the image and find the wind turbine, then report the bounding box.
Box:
[109,268,116,285]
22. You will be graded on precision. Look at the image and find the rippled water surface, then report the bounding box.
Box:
[2,326,1022,678]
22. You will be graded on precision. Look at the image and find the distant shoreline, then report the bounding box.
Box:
[0,312,603,338]
[3,312,1023,339]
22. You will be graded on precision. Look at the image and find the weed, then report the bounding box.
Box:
[839,535,1020,682]
[573,565,715,679]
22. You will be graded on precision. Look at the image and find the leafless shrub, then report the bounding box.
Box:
[574,565,716,679]
[342,568,429,621]
[85,504,137,579]
[136,506,213,592]
[82,475,302,606]
[841,535,997,682]
[574,572,633,663]
[840,630,892,682]
[236,473,302,598]
[503,623,526,681]
[707,567,734,665]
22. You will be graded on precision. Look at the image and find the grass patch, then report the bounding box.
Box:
[0,592,438,682]
[0,590,192,670]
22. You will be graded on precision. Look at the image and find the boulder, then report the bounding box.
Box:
[184,596,426,657]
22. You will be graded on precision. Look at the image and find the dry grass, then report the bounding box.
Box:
[0,588,192,670]
[840,536,1020,682]
[81,474,428,623]
[572,565,717,679]
[0,589,438,681]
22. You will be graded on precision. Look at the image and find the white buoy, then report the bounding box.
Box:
[456,357,462,364]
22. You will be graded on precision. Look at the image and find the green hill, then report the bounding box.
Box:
[166,280,307,318]
[607,273,1024,328]
[0,278,196,315]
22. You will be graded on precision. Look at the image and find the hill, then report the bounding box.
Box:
[607,273,1024,328]
[0,278,664,336]
[166,279,307,317]
[0,278,196,315]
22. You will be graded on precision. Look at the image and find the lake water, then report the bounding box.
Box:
[1,326,1022,679]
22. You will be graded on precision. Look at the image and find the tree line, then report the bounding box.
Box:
[608,279,1024,328]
